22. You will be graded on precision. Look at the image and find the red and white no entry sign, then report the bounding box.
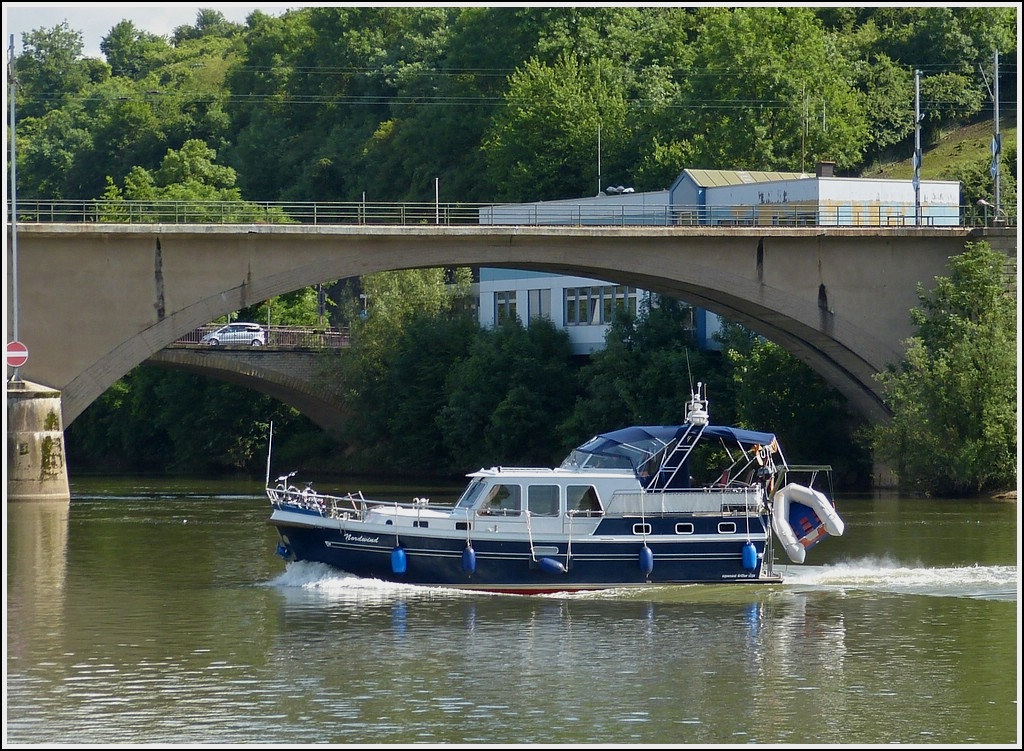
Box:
[7,340,29,368]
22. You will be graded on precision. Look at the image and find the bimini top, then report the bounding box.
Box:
[560,424,778,472]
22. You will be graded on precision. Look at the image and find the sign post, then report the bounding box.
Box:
[7,340,29,369]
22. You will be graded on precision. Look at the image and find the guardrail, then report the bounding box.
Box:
[170,324,349,349]
[7,199,1014,228]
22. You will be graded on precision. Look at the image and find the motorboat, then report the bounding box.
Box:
[265,383,844,594]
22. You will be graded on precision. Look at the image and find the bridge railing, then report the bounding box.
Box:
[7,199,1015,228]
[171,324,349,349]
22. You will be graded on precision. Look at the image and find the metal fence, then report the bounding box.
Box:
[171,324,349,349]
[7,199,1015,228]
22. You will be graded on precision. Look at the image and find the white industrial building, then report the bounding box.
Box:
[477,166,961,355]
[670,163,961,227]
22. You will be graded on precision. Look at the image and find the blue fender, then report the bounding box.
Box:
[391,546,408,575]
[462,545,477,574]
[639,545,654,575]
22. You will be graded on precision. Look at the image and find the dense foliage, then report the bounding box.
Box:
[873,242,1017,496]
[17,7,1015,491]
[13,7,1016,205]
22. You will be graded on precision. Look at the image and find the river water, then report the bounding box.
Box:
[5,476,1020,746]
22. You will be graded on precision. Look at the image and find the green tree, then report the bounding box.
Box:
[14,106,93,200]
[439,317,577,469]
[171,9,245,45]
[561,298,726,449]
[15,22,102,119]
[100,20,171,79]
[942,139,1017,224]
[716,321,872,487]
[483,53,630,201]
[680,7,869,172]
[873,242,1016,496]
[326,267,474,471]
[381,314,480,474]
[103,138,291,223]
[66,366,317,474]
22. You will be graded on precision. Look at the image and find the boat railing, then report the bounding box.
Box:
[269,484,459,520]
[605,488,763,516]
[268,485,367,517]
[776,464,833,493]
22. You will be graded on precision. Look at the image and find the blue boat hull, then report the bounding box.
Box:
[272,520,776,593]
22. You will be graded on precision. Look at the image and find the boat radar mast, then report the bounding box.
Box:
[685,382,709,426]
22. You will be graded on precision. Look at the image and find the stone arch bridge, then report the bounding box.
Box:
[6,223,1016,433]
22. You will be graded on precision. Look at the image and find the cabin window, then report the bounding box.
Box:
[455,479,487,510]
[718,522,737,534]
[567,485,602,515]
[483,484,521,516]
[675,523,694,535]
[633,523,652,535]
[528,485,560,516]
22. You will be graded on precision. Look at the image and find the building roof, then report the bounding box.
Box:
[678,168,808,189]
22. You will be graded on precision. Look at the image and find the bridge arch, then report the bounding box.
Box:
[147,349,348,434]
[8,223,1010,427]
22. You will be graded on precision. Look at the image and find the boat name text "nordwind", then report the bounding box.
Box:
[343,533,381,544]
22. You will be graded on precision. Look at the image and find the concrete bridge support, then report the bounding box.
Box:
[7,379,70,502]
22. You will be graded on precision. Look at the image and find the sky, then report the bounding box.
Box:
[2,3,316,58]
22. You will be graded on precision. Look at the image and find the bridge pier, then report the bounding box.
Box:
[6,379,70,503]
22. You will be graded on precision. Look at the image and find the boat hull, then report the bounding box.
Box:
[270,510,779,593]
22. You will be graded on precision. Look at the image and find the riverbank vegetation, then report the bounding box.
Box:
[12,7,1015,493]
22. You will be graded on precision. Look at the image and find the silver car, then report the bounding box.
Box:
[200,322,266,347]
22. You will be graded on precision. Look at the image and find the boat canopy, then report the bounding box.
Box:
[561,424,778,471]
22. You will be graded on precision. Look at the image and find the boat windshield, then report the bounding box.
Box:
[560,426,681,472]
[560,424,779,474]
[455,478,488,510]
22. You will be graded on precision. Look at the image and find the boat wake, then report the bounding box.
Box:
[261,558,1017,603]
[264,561,474,603]
[779,556,1018,601]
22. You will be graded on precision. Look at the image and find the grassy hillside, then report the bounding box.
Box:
[861,116,1017,181]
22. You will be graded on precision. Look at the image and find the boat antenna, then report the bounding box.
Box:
[685,349,694,393]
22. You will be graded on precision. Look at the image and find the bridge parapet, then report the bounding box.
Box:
[169,324,349,349]
[9,198,1016,228]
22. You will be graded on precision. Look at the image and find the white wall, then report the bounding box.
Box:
[477,271,621,355]
[480,190,670,226]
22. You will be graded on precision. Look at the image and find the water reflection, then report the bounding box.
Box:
[262,564,868,744]
[6,483,1017,745]
[6,502,70,661]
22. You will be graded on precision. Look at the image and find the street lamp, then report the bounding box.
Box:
[977,198,1005,225]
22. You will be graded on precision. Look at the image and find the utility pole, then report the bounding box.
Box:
[913,69,922,226]
[8,34,22,381]
[991,49,1001,221]
[979,49,1003,223]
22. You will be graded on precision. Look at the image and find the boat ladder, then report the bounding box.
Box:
[648,423,705,490]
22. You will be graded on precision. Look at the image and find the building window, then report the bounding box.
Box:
[606,285,637,321]
[527,288,550,321]
[565,285,638,325]
[495,291,516,323]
